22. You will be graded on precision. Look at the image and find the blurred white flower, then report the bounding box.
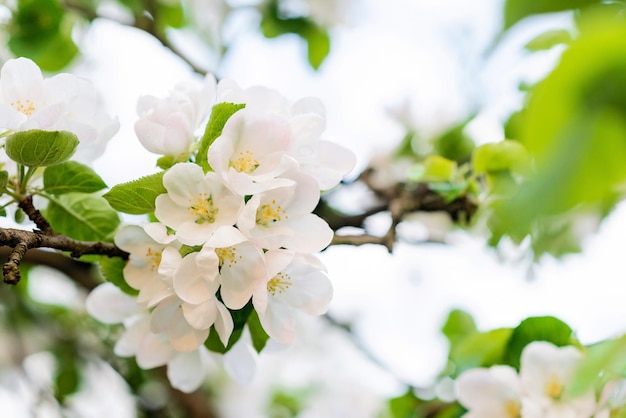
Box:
[455,365,522,418]
[0,57,119,163]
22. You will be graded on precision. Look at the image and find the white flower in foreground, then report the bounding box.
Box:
[114,224,178,306]
[173,227,265,310]
[135,74,216,157]
[252,250,332,344]
[155,162,244,245]
[207,108,296,195]
[520,341,596,418]
[455,365,522,418]
[0,57,119,162]
[237,171,333,252]
[595,379,626,418]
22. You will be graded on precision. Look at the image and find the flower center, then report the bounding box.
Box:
[267,272,291,296]
[11,99,35,116]
[256,199,287,226]
[545,376,563,400]
[215,246,241,269]
[230,150,259,174]
[145,247,162,272]
[505,400,521,418]
[188,193,218,224]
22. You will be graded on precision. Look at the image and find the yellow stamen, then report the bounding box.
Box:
[545,376,563,399]
[188,193,218,224]
[267,272,291,296]
[215,246,242,269]
[505,400,521,418]
[230,150,259,173]
[145,248,162,272]
[256,199,287,226]
[11,99,35,116]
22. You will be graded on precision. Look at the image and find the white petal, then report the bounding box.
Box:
[223,328,258,384]
[167,347,212,393]
[181,299,218,330]
[214,301,234,346]
[258,299,295,344]
[86,283,140,324]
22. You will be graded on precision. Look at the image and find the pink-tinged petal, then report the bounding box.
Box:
[167,347,212,393]
[280,268,333,316]
[290,113,325,155]
[150,297,179,334]
[86,283,140,324]
[214,301,234,346]
[136,332,175,368]
[223,328,258,384]
[167,318,209,352]
[181,299,219,330]
[173,253,219,304]
[219,242,264,310]
[280,214,333,252]
[114,317,149,357]
[259,299,295,344]
[158,246,183,278]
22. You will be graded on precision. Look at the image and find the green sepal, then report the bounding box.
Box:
[43,161,107,195]
[196,103,245,172]
[103,171,166,215]
[5,129,78,167]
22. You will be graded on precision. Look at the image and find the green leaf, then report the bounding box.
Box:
[52,343,82,402]
[433,119,476,163]
[409,155,457,183]
[442,309,477,347]
[44,193,120,241]
[503,316,575,370]
[156,2,185,30]
[247,310,270,353]
[99,256,137,296]
[449,328,512,376]
[524,29,573,51]
[103,171,166,215]
[5,130,78,167]
[387,389,421,418]
[196,103,245,172]
[503,0,600,29]
[472,140,529,175]
[302,23,331,69]
[43,161,107,195]
[0,170,8,190]
[569,335,626,396]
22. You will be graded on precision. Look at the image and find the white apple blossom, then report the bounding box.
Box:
[237,171,333,253]
[154,162,244,245]
[207,107,297,195]
[252,250,332,344]
[455,365,523,418]
[135,73,216,158]
[114,224,179,306]
[520,341,596,418]
[0,57,119,163]
[216,79,356,190]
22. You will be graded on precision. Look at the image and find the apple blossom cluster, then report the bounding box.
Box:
[454,341,626,418]
[87,73,356,391]
[0,57,119,164]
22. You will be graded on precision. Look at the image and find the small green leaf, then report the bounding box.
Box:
[302,23,330,69]
[44,193,120,241]
[432,118,476,163]
[43,161,107,195]
[387,389,421,418]
[449,328,512,376]
[442,309,477,347]
[247,310,270,353]
[5,130,78,167]
[503,316,575,370]
[103,171,166,215]
[99,256,137,296]
[196,103,245,172]
[504,0,600,29]
[0,170,8,190]
[410,155,457,182]
[525,29,573,51]
[472,140,529,175]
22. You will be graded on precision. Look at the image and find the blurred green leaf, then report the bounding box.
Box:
[103,171,166,215]
[44,161,107,195]
[53,343,82,403]
[442,309,477,347]
[409,155,457,183]
[45,193,120,241]
[196,103,245,172]
[433,120,475,163]
[503,0,600,29]
[503,316,575,370]
[387,389,421,418]
[156,2,185,29]
[524,29,573,51]
[449,328,512,376]
[472,140,528,175]
[5,130,78,167]
[570,335,626,396]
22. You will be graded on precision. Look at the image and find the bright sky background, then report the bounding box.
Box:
[49,0,626,411]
